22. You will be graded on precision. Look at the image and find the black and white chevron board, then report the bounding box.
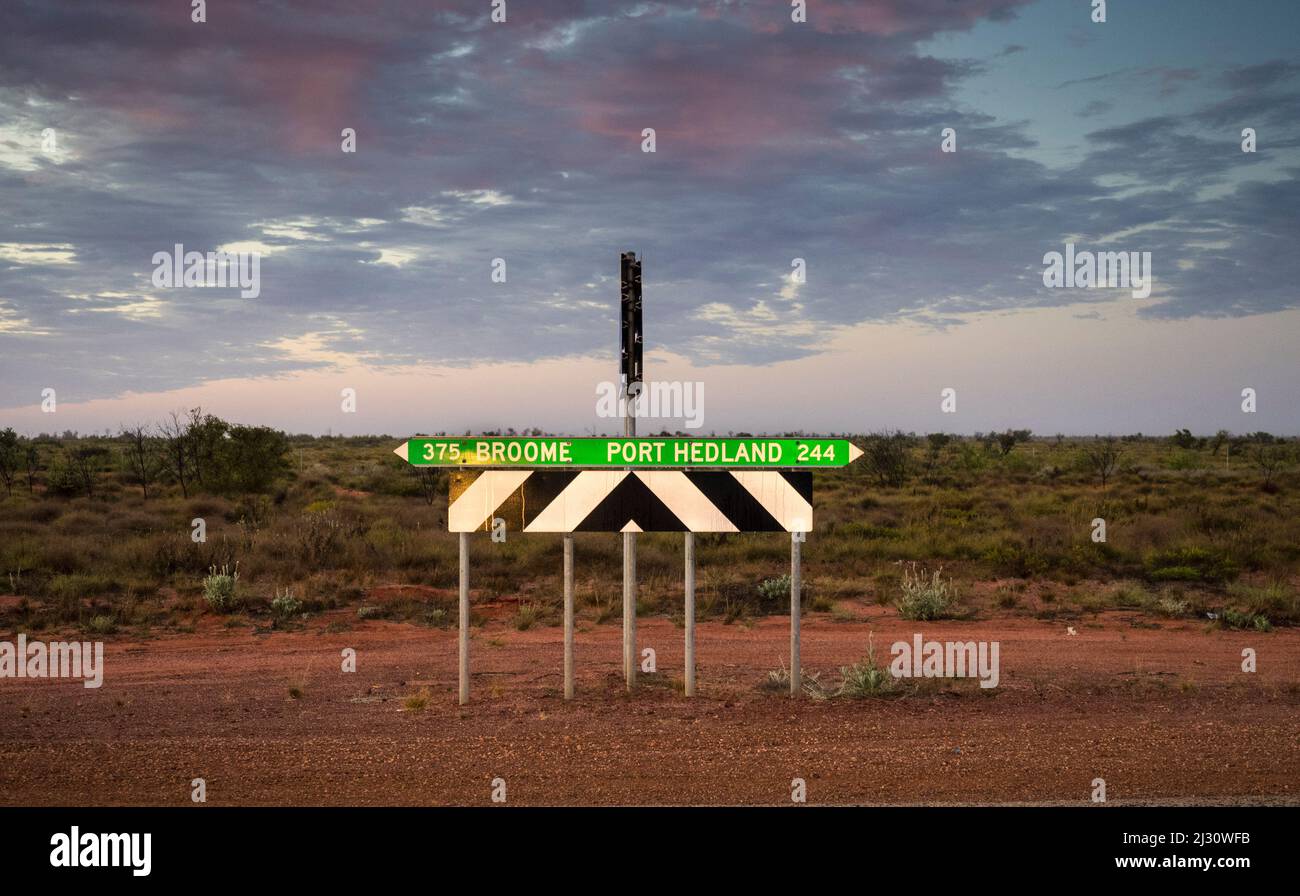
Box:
[449,469,813,533]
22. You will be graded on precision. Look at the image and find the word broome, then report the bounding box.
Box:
[449,470,812,533]
[396,436,862,468]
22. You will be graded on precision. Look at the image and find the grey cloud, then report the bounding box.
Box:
[1221,60,1300,91]
[0,0,1296,408]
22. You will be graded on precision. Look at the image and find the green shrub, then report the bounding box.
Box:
[761,659,826,698]
[757,574,791,607]
[981,542,1052,578]
[514,602,540,631]
[836,634,900,698]
[838,522,902,540]
[896,563,953,621]
[1149,565,1200,582]
[1153,595,1189,618]
[45,573,119,601]
[43,573,119,622]
[1145,546,1238,583]
[86,614,117,635]
[1111,581,1153,607]
[1228,581,1298,626]
[1220,608,1273,632]
[860,431,913,487]
[202,562,241,612]
[270,587,302,618]
[423,607,448,627]
[213,425,290,494]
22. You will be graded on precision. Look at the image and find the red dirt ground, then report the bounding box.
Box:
[1,606,1297,806]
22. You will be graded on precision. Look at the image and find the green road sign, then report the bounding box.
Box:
[393,436,864,469]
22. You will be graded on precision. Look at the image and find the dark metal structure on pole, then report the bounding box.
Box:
[620,251,641,690]
[620,251,643,393]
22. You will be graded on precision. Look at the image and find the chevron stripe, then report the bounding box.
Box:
[448,470,812,533]
[447,469,531,532]
[733,471,813,533]
[634,471,739,532]
[524,471,628,532]
[682,470,782,531]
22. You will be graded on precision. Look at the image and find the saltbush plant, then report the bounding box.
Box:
[757,574,791,607]
[896,563,953,620]
[270,586,302,619]
[203,562,241,612]
[837,634,900,698]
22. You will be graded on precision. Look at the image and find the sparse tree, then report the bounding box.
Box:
[57,443,109,498]
[216,425,289,493]
[922,433,951,481]
[23,440,41,494]
[186,408,228,487]
[862,430,913,487]
[0,427,19,496]
[1248,433,1290,486]
[158,411,193,498]
[120,423,161,498]
[996,429,1032,456]
[411,466,442,505]
[1083,436,1123,489]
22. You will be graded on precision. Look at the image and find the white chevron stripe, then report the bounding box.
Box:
[633,471,738,532]
[448,470,532,532]
[522,471,629,532]
[732,471,813,532]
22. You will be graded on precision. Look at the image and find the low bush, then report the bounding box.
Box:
[896,563,954,621]
[270,587,303,619]
[203,563,241,612]
[837,635,901,698]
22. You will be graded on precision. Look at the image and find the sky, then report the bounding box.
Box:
[0,0,1297,436]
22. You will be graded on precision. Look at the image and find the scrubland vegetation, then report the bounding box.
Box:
[1,418,1298,638]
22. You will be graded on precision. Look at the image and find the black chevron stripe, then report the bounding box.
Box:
[448,471,475,506]
[779,470,813,506]
[574,474,687,532]
[682,471,784,532]
[519,472,580,528]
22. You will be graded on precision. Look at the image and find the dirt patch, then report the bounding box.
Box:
[1,610,1297,805]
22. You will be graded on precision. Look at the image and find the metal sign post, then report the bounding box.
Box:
[620,251,642,693]
[684,531,696,697]
[459,530,470,705]
[563,534,575,700]
[790,532,801,698]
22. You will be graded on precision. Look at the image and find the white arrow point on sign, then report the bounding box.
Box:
[847,443,864,463]
[393,442,409,462]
